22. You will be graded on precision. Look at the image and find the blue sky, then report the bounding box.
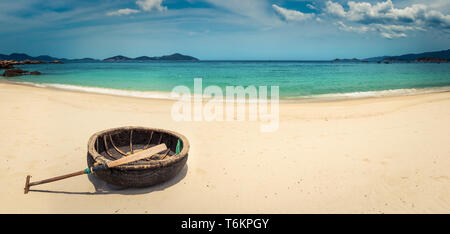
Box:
[0,0,449,60]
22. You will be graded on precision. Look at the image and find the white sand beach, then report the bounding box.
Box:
[1,81,450,213]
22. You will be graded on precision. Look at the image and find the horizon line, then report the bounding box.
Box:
[1,48,449,61]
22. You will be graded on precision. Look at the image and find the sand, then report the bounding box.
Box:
[1,81,449,213]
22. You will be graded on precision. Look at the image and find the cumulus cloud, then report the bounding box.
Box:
[107,8,140,16]
[272,4,315,22]
[325,1,347,18]
[325,0,450,28]
[424,9,450,28]
[136,0,167,12]
[325,0,450,38]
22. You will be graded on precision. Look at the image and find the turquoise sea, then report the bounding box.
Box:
[2,61,450,100]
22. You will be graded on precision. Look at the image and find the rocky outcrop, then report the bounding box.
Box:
[1,59,45,67]
[1,59,45,77]
[49,60,64,64]
[29,71,42,75]
[0,61,14,69]
[24,59,46,64]
[2,68,28,77]
[2,68,42,77]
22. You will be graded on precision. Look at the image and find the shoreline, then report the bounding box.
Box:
[1,78,450,104]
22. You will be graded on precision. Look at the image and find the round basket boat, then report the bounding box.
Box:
[87,126,189,187]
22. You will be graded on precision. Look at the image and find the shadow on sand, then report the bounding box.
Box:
[29,165,188,195]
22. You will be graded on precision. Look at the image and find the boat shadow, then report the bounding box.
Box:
[29,165,188,195]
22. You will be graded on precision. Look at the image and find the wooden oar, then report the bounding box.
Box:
[24,143,167,194]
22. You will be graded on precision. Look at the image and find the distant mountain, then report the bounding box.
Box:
[103,55,132,62]
[103,53,199,62]
[134,56,154,60]
[364,49,450,62]
[35,55,60,61]
[60,58,100,63]
[0,53,36,61]
[0,52,199,63]
[362,56,390,62]
[0,53,98,63]
[159,53,198,61]
[332,58,362,62]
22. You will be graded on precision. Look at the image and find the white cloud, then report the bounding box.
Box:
[325,0,450,39]
[380,32,407,39]
[424,9,450,28]
[335,21,374,33]
[325,1,347,18]
[335,21,426,38]
[306,4,317,10]
[272,4,315,22]
[373,24,425,32]
[108,0,166,16]
[325,0,450,28]
[136,0,167,12]
[107,8,140,16]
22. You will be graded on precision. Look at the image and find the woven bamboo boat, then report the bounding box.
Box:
[87,126,189,187]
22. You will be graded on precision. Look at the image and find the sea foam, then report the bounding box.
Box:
[12,82,176,100]
[6,81,450,102]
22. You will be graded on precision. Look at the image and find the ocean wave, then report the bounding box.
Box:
[287,86,450,102]
[5,81,450,102]
[10,82,177,100]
